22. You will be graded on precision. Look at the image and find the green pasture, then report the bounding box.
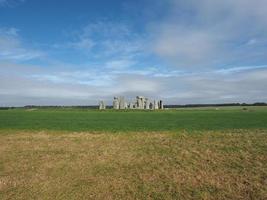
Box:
[1,107,267,199]
[1,106,267,132]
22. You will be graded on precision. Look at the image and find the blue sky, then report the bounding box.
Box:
[0,0,267,106]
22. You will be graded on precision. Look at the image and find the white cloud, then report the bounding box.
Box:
[104,59,136,70]
[150,0,267,69]
[0,27,18,36]
[1,61,267,106]
[0,27,43,61]
[153,26,219,67]
[60,21,146,59]
[215,65,267,75]
[69,38,95,50]
[0,0,25,7]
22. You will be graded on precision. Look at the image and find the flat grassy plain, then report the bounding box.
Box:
[0,106,267,132]
[0,107,267,199]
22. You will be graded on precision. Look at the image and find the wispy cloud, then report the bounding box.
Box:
[0,0,25,7]
[215,65,267,74]
[56,21,146,60]
[1,61,267,106]
[0,27,43,61]
[150,0,267,69]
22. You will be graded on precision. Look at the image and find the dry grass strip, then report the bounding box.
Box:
[0,130,266,199]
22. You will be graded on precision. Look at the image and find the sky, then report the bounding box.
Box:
[0,0,267,106]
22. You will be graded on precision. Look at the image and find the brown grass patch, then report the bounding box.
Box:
[0,130,266,199]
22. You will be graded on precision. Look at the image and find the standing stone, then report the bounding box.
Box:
[142,97,145,109]
[99,101,106,110]
[145,98,150,109]
[129,103,134,109]
[149,102,153,109]
[136,96,141,109]
[137,96,145,109]
[136,96,139,109]
[124,101,128,109]
[159,100,164,109]
[113,97,119,109]
[119,96,125,109]
[154,100,159,110]
[134,102,138,109]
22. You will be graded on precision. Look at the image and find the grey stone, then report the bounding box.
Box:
[113,97,119,109]
[119,96,126,109]
[159,100,164,109]
[99,101,106,110]
[124,101,128,109]
[129,103,134,109]
[109,96,163,110]
[154,100,159,110]
[145,98,150,109]
[136,96,146,109]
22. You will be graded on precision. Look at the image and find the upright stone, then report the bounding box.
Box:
[99,101,106,110]
[138,96,145,109]
[159,100,164,109]
[119,96,125,109]
[124,101,128,109]
[145,98,150,109]
[113,97,119,109]
[149,102,153,109]
[154,100,159,110]
[142,97,145,109]
[136,96,141,109]
[129,103,134,109]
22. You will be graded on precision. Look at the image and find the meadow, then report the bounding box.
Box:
[0,106,267,132]
[0,107,267,199]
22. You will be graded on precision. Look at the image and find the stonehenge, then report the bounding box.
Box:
[99,101,106,110]
[113,96,127,110]
[154,100,159,110]
[113,97,119,109]
[99,96,164,110]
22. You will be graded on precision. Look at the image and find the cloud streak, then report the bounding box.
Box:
[150,0,267,69]
[58,21,146,59]
[0,27,43,61]
[1,61,267,106]
[0,0,25,7]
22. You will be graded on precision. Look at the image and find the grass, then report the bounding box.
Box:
[0,106,267,132]
[0,107,266,199]
[0,130,266,199]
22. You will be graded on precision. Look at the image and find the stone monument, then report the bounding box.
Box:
[103,96,164,110]
[99,101,106,110]
[113,97,119,109]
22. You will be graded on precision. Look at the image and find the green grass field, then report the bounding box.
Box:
[0,107,267,199]
[1,106,267,132]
